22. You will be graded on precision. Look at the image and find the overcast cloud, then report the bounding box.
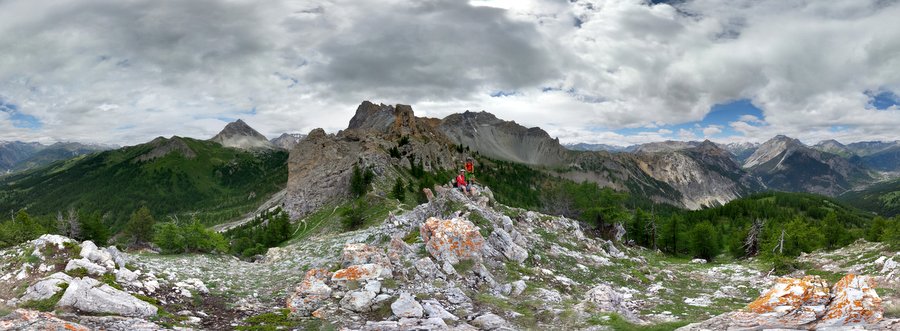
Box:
[0,0,898,146]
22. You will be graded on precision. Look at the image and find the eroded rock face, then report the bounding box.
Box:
[284,128,359,219]
[287,268,333,317]
[420,217,485,264]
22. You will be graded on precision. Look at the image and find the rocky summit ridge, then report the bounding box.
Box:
[284,101,772,216]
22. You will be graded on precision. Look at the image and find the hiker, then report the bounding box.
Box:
[464,158,476,195]
[455,169,467,194]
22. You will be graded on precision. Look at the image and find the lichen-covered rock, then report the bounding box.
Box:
[391,292,423,318]
[342,243,389,267]
[420,217,485,264]
[332,263,388,283]
[287,268,333,317]
[56,277,158,317]
[745,275,831,326]
[819,274,883,327]
[0,309,89,330]
[677,274,888,331]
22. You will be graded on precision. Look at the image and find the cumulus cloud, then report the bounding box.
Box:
[0,0,898,145]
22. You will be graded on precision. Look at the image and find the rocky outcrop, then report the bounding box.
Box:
[420,217,486,264]
[678,274,889,330]
[283,128,362,219]
[209,119,275,150]
[284,102,460,219]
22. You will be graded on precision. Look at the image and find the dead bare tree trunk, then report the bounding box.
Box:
[742,218,764,257]
[646,207,658,251]
[772,228,785,255]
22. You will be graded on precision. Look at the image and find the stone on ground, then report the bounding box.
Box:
[57,277,158,317]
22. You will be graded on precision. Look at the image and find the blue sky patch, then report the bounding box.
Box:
[1,98,42,130]
[611,99,764,141]
[867,90,899,110]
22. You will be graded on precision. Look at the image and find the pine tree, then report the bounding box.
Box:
[690,221,720,261]
[822,211,846,249]
[126,206,156,245]
[392,178,406,202]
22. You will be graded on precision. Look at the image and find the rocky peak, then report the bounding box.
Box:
[270,133,306,151]
[743,135,805,169]
[345,101,442,140]
[210,119,274,150]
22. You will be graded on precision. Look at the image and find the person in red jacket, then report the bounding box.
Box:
[456,169,467,194]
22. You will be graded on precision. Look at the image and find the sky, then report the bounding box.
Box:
[1,0,899,147]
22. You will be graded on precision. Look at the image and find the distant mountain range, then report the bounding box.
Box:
[0,141,114,174]
[1,102,898,222]
[0,120,289,228]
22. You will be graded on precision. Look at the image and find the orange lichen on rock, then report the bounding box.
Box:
[331,263,384,282]
[420,217,485,264]
[0,310,90,330]
[747,275,830,313]
[819,274,883,327]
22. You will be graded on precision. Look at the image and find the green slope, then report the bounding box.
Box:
[840,178,900,217]
[0,137,287,230]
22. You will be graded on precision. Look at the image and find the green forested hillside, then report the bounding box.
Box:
[840,178,900,217]
[0,137,287,230]
[474,155,879,261]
